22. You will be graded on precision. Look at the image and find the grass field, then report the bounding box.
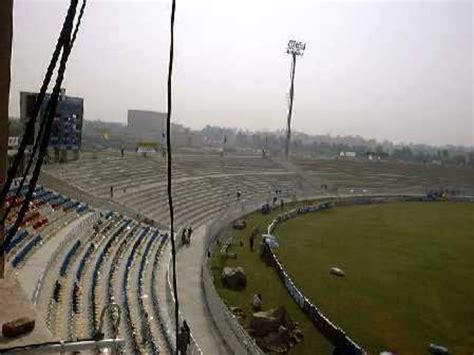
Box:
[210,200,334,354]
[274,201,474,353]
[211,200,474,354]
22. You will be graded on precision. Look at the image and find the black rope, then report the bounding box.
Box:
[3,0,82,247]
[0,0,79,209]
[0,0,87,226]
[70,0,87,47]
[165,0,180,349]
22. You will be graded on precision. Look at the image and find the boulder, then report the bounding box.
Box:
[250,306,294,336]
[252,307,302,352]
[330,267,345,277]
[251,310,281,336]
[221,267,247,290]
[429,344,449,355]
[232,219,247,230]
[260,329,290,353]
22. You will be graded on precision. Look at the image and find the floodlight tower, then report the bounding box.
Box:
[285,39,305,158]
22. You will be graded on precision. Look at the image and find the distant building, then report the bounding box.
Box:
[127,110,167,140]
[127,110,204,148]
[20,89,83,162]
[338,151,357,159]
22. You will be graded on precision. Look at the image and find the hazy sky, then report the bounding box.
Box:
[9,0,473,146]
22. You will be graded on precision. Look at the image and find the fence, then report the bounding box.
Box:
[263,193,474,353]
[179,192,473,354]
[200,195,342,355]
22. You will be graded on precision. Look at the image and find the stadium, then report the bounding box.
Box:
[1,147,473,354]
[1,1,473,355]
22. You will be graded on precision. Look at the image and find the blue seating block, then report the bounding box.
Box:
[4,230,29,254]
[60,240,81,277]
[11,234,42,268]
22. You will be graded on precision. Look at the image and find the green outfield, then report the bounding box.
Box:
[211,200,474,354]
[274,201,474,353]
[210,200,334,354]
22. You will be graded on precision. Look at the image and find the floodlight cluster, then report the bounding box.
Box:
[287,40,306,56]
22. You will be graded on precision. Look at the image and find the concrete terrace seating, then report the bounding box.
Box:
[31,150,474,355]
[293,158,474,195]
[44,150,312,230]
[4,186,89,269]
[29,205,170,354]
[136,231,161,354]
[4,177,174,354]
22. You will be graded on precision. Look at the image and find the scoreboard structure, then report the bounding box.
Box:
[20,89,83,161]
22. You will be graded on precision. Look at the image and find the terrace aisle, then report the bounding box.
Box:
[176,225,231,355]
[16,212,94,302]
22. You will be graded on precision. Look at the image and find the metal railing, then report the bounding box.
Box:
[0,338,125,354]
[262,193,474,353]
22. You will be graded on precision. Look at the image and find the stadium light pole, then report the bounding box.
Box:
[285,40,305,159]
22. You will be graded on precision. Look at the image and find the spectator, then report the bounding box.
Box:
[181,229,188,246]
[236,190,241,201]
[252,293,263,311]
[183,320,190,334]
[177,321,191,354]
[187,226,193,244]
[280,199,285,210]
[54,280,62,303]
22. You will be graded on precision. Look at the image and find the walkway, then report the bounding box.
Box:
[176,225,231,355]
[15,212,93,302]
